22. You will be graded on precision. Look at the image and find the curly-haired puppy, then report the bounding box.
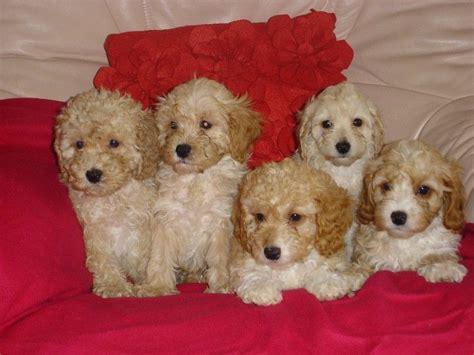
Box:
[138,78,261,296]
[297,82,384,259]
[54,89,161,297]
[230,158,365,306]
[354,140,467,283]
[297,82,384,201]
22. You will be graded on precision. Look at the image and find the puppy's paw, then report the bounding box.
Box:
[237,284,282,306]
[93,282,134,298]
[306,275,352,301]
[346,266,370,292]
[417,262,467,283]
[134,284,179,297]
[204,285,232,294]
[206,268,231,294]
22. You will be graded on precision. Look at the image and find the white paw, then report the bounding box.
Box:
[346,266,370,292]
[306,275,352,301]
[417,262,467,283]
[238,284,282,306]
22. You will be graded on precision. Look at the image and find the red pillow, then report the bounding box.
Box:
[94,11,353,167]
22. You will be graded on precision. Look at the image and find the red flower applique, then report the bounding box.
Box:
[268,12,352,91]
[189,20,258,94]
[249,111,297,168]
[96,39,188,107]
[253,43,279,78]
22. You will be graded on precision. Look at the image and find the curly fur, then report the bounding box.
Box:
[155,77,261,174]
[297,82,384,201]
[230,158,365,306]
[354,139,467,283]
[54,89,161,297]
[296,82,384,261]
[137,78,261,296]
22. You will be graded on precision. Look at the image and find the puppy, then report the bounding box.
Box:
[354,139,467,283]
[138,78,261,296]
[297,82,384,201]
[230,158,365,306]
[54,89,161,297]
[297,82,384,259]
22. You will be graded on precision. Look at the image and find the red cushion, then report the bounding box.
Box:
[93,11,353,168]
[1,98,473,353]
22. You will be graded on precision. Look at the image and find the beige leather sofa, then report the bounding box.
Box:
[1,0,473,220]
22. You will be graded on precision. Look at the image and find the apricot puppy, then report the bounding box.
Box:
[138,78,261,296]
[54,89,161,297]
[230,158,365,306]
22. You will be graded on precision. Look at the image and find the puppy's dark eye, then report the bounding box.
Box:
[289,213,302,222]
[200,120,212,129]
[353,118,363,127]
[382,182,391,192]
[109,139,120,148]
[76,140,84,149]
[170,121,178,129]
[416,185,430,195]
[321,120,332,129]
[255,213,265,222]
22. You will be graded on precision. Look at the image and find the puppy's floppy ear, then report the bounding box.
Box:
[232,187,251,252]
[296,96,317,161]
[358,160,379,225]
[133,111,161,180]
[367,99,384,155]
[312,171,353,256]
[228,96,262,163]
[54,108,72,183]
[442,160,465,233]
[154,96,173,150]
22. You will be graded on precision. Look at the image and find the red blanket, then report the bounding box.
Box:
[1,98,473,354]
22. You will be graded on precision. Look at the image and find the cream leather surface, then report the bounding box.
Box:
[1,0,473,219]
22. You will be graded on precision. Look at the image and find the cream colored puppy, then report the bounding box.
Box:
[230,159,365,306]
[137,78,261,296]
[297,82,384,201]
[54,89,161,297]
[297,82,384,259]
[354,140,467,283]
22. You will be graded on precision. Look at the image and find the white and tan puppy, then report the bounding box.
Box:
[138,78,261,296]
[354,140,467,283]
[230,159,365,306]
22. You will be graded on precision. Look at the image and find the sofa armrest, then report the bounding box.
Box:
[417,96,474,221]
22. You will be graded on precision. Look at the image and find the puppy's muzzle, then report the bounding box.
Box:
[264,246,281,261]
[391,211,408,226]
[85,168,103,184]
[335,140,351,155]
[176,144,192,159]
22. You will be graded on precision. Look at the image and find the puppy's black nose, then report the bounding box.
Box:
[391,211,407,226]
[85,168,103,184]
[264,246,281,261]
[336,141,351,154]
[176,144,192,159]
